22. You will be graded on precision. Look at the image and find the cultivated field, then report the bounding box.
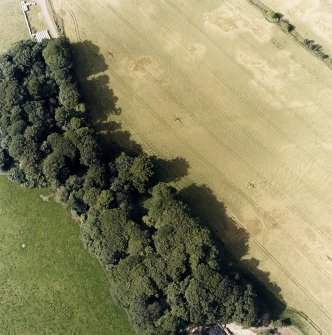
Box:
[50,0,332,333]
[0,0,28,53]
[0,176,134,334]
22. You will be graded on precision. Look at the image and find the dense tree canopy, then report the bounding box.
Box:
[0,38,268,334]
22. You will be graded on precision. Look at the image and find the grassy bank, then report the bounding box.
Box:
[0,176,135,334]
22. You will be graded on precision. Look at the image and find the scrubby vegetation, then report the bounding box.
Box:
[248,0,332,70]
[0,38,269,334]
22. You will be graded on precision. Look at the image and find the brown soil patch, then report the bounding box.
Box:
[188,43,206,58]
[129,56,152,73]
[246,218,263,237]
[305,228,317,242]
[236,50,282,90]
[204,2,272,43]
[267,207,290,227]
[40,194,51,202]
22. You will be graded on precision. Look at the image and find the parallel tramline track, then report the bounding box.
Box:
[158,0,332,148]
[69,1,332,296]
[118,0,332,188]
[61,1,330,333]
[67,0,332,294]
[96,0,332,246]
[172,0,332,124]
[221,0,332,109]
[78,0,332,221]
[69,0,332,267]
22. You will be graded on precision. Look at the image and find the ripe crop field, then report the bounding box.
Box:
[51,0,332,333]
[0,176,134,334]
[0,0,28,53]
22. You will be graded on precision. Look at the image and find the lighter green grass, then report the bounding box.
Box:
[27,5,48,34]
[0,0,28,53]
[0,176,135,335]
[282,309,322,335]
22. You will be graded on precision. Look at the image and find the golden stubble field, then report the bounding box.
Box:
[51,0,332,333]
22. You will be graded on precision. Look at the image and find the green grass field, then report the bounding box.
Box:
[0,176,135,335]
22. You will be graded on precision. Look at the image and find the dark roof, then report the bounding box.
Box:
[208,324,227,335]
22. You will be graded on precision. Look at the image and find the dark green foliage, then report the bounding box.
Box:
[8,166,26,184]
[47,133,76,160]
[0,39,268,334]
[100,184,262,334]
[279,19,295,33]
[0,148,10,171]
[42,37,72,79]
[265,9,283,22]
[8,135,26,160]
[27,76,42,98]
[42,152,67,187]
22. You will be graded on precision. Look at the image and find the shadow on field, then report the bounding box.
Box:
[71,40,140,153]
[71,40,120,119]
[71,40,286,321]
[178,184,286,320]
[70,40,191,177]
[153,156,190,183]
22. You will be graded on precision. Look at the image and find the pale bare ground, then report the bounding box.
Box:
[262,0,332,56]
[36,0,59,37]
[51,0,332,333]
[0,0,29,53]
[227,323,301,335]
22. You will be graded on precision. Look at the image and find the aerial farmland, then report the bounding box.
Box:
[49,0,332,333]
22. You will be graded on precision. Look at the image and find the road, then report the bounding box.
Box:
[36,0,59,38]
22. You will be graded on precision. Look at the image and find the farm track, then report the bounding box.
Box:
[62,1,332,331]
[68,0,332,287]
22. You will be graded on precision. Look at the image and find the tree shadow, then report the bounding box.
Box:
[70,40,120,125]
[178,184,249,256]
[241,258,286,320]
[178,184,286,320]
[153,156,190,183]
[70,40,286,321]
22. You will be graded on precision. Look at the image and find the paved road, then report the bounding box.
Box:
[36,0,59,37]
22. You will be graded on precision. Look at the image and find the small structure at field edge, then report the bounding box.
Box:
[20,1,51,43]
[208,324,228,335]
[33,30,51,43]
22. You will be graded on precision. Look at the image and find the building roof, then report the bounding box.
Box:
[208,324,228,335]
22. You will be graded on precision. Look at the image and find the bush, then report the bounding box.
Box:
[279,19,295,33]
[265,10,283,22]
[270,319,284,328]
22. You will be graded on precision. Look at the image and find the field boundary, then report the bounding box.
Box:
[247,0,332,71]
